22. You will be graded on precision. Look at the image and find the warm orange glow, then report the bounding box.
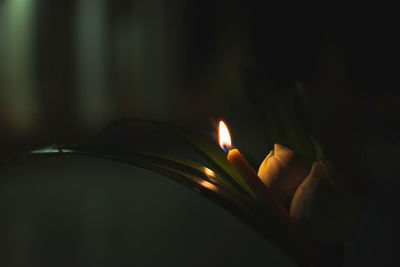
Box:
[199,180,217,191]
[218,120,232,152]
[203,167,216,178]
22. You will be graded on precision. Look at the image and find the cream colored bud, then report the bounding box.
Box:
[258,144,310,206]
[290,160,359,243]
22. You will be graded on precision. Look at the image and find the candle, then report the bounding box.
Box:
[218,120,327,267]
[218,121,290,222]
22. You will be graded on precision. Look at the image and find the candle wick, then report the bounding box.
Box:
[223,144,230,152]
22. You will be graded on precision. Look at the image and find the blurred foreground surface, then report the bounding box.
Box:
[1,150,399,267]
[1,156,295,267]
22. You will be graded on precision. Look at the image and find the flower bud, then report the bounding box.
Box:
[290,160,359,243]
[257,144,310,206]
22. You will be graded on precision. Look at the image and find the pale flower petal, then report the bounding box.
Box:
[258,144,310,206]
[290,160,359,243]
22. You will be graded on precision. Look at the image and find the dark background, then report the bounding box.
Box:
[0,1,399,266]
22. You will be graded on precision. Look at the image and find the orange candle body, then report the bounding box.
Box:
[227,149,290,224]
[227,148,326,267]
[218,120,326,266]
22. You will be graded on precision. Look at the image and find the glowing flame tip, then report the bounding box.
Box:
[218,120,232,152]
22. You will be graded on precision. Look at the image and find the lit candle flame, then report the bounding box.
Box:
[218,120,232,152]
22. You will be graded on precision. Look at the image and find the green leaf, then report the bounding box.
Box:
[21,144,298,262]
[27,144,238,195]
[310,137,325,160]
[98,118,254,197]
[179,133,256,197]
[6,143,328,266]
